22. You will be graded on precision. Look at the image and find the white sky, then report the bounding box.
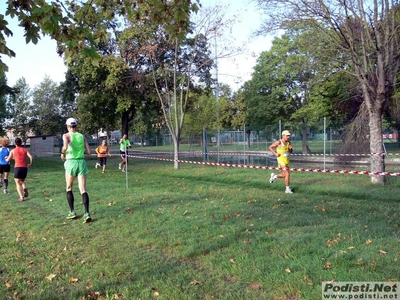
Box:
[1,0,273,90]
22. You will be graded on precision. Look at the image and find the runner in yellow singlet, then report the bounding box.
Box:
[268,130,293,193]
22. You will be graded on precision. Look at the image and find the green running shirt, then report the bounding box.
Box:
[66,132,85,159]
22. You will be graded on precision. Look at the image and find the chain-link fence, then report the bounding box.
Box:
[129,118,400,171]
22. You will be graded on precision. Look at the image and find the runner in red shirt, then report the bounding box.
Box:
[6,137,33,202]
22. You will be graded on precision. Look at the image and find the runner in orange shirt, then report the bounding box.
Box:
[95,139,111,173]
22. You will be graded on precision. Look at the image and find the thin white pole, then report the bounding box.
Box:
[324,117,326,171]
[125,147,128,190]
[243,124,246,165]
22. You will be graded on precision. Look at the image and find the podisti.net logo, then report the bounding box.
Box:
[322,282,399,299]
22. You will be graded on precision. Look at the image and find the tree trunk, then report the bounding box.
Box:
[368,111,385,184]
[246,130,251,148]
[173,135,180,169]
[121,111,129,135]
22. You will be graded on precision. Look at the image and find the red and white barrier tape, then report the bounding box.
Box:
[119,150,398,157]
[112,153,400,177]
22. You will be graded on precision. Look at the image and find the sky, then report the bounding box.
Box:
[1,0,274,90]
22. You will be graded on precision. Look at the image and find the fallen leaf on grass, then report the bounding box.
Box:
[379,249,387,254]
[87,291,102,299]
[250,284,261,290]
[5,282,12,288]
[229,258,235,263]
[69,277,79,282]
[326,279,336,284]
[365,239,373,245]
[224,276,237,283]
[347,246,355,250]
[323,262,332,270]
[302,276,314,286]
[153,292,160,297]
[285,268,291,273]
[45,274,56,281]
[16,232,24,242]
[326,238,339,248]
[190,280,201,285]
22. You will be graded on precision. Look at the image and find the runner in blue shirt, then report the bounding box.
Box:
[0,138,11,194]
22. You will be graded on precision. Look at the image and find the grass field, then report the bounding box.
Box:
[0,155,398,299]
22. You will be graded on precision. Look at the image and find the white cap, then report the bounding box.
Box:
[65,117,78,126]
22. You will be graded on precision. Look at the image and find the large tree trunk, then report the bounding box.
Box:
[121,111,130,135]
[368,111,385,184]
[356,42,387,184]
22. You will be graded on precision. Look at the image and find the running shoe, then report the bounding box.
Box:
[122,169,126,172]
[269,173,276,183]
[3,189,8,194]
[118,163,121,170]
[95,163,99,168]
[66,211,77,219]
[23,188,29,197]
[83,213,92,223]
[17,196,24,202]
[285,188,293,194]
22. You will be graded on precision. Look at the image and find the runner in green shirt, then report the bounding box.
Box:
[61,117,92,223]
[119,134,131,172]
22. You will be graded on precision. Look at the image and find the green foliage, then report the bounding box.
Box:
[0,70,17,135]
[184,91,218,135]
[0,15,15,71]
[242,47,295,126]
[2,0,200,71]
[30,76,65,135]
[243,25,360,131]
[6,77,32,141]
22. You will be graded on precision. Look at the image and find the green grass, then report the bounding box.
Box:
[0,156,398,299]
